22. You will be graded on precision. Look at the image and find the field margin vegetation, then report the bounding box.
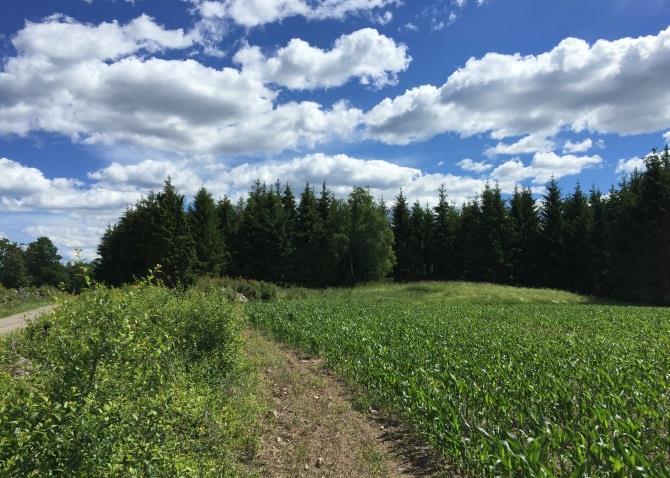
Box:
[0,281,261,477]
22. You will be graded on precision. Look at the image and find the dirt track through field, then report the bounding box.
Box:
[0,305,56,335]
[244,328,450,478]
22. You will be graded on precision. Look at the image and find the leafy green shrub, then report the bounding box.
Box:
[0,285,56,305]
[196,276,278,301]
[0,283,254,477]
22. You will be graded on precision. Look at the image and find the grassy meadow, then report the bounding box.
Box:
[279,280,595,305]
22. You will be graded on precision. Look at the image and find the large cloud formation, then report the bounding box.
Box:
[234,28,410,89]
[0,15,366,155]
[2,16,669,157]
[365,27,670,150]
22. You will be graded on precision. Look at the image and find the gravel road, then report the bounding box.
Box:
[0,305,56,335]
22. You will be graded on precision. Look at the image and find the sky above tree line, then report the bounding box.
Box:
[0,0,669,260]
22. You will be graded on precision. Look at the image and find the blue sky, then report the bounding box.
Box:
[1,0,669,259]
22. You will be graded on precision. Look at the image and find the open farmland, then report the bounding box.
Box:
[248,301,670,476]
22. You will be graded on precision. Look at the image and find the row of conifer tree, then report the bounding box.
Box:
[93,147,670,304]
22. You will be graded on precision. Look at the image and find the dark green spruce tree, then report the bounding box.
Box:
[347,187,395,283]
[281,183,297,282]
[636,148,670,303]
[188,187,226,276]
[609,148,670,303]
[154,180,197,286]
[391,190,412,280]
[235,182,291,283]
[430,185,457,280]
[97,179,196,287]
[539,178,566,289]
[216,196,240,274]
[454,199,482,281]
[319,185,352,285]
[479,183,512,283]
[292,184,326,286]
[563,184,594,293]
[408,201,432,279]
[587,188,609,295]
[509,187,540,286]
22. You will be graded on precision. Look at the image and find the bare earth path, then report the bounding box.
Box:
[0,305,56,335]
[244,328,449,478]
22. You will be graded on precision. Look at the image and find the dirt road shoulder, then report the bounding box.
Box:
[0,305,56,335]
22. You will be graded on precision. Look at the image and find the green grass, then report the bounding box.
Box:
[248,298,670,476]
[0,285,56,318]
[280,280,594,305]
[0,300,52,318]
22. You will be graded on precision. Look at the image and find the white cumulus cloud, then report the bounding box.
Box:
[365,27,670,148]
[234,28,410,89]
[562,138,594,154]
[0,158,141,212]
[457,158,493,173]
[485,133,556,157]
[615,157,646,174]
[490,152,602,189]
[12,14,193,62]
[193,0,400,28]
[0,15,363,155]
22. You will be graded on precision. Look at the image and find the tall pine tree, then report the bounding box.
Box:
[454,199,482,281]
[347,187,395,283]
[430,185,457,280]
[408,201,432,279]
[292,184,327,286]
[509,187,539,286]
[479,184,512,283]
[391,190,412,280]
[188,187,226,276]
[588,188,609,295]
[97,179,196,287]
[216,196,239,274]
[563,184,593,293]
[539,178,566,289]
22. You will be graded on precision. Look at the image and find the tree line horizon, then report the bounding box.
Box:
[2,148,668,304]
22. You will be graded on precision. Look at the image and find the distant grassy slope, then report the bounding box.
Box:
[282,281,594,305]
[0,286,56,318]
[0,300,52,319]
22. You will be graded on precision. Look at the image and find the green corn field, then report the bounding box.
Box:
[248,302,670,477]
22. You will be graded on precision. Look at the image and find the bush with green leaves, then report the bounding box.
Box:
[0,283,255,477]
[196,276,279,301]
